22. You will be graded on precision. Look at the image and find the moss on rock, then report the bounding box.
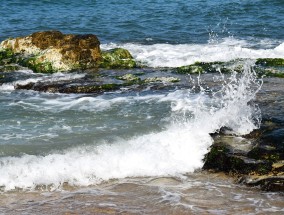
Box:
[0,49,15,65]
[144,76,180,83]
[0,31,101,73]
[176,61,232,74]
[99,48,137,69]
[203,143,273,175]
[256,58,284,67]
[117,74,141,82]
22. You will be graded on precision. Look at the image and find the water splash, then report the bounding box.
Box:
[0,64,262,191]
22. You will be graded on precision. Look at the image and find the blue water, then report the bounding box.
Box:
[1,0,283,45]
[1,1,284,213]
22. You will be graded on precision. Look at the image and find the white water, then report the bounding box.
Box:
[101,38,284,67]
[0,71,86,91]
[0,65,262,191]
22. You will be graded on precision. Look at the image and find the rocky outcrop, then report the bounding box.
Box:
[0,31,101,72]
[0,31,137,73]
[203,77,284,192]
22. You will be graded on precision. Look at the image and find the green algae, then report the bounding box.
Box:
[144,76,180,83]
[18,56,54,73]
[256,58,284,66]
[99,48,137,69]
[0,49,16,65]
[176,61,232,74]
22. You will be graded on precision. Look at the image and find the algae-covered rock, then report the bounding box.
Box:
[204,115,284,191]
[0,64,23,72]
[0,31,101,73]
[15,81,122,94]
[117,74,140,82]
[144,76,180,83]
[176,61,233,74]
[176,64,204,74]
[203,143,272,175]
[99,48,137,69]
[0,49,15,65]
[254,58,284,78]
[256,58,284,66]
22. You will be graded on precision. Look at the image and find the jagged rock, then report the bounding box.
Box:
[0,32,139,72]
[203,143,272,175]
[204,116,284,191]
[0,31,101,72]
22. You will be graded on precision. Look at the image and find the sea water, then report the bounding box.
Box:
[0,0,284,214]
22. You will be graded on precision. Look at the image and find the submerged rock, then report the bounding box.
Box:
[176,59,284,78]
[15,80,123,94]
[117,74,141,82]
[176,61,243,74]
[144,76,180,83]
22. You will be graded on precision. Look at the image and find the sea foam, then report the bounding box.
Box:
[0,64,262,191]
[101,38,284,67]
[0,72,86,91]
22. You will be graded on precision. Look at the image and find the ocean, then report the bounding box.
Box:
[0,0,284,214]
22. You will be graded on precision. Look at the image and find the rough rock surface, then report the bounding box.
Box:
[99,48,137,69]
[0,31,101,72]
[203,77,284,191]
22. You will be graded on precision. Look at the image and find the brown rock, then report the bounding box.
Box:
[0,31,101,72]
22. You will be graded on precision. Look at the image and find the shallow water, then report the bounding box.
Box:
[1,173,283,215]
[0,67,262,190]
[1,70,284,214]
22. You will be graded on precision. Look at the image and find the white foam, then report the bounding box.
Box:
[101,39,284,67]
[0,72,86,91]
[0,66,262,191]
[9,92,168,113]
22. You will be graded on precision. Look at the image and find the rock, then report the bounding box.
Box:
[0,31,101,72]
[243,175,284,192]
[117,74,140,82]
[15,81,123,94]
[175,61,241,74]
[203,143,272,175]
[0,49,15,65]
[99,48,137,69]
[175,59,284,78]
[255,58,284,78]
[144,76,180,83]
[0,64,23,72]
[0,32,139,72]
[256,58,284,67]
[204,116,284,191]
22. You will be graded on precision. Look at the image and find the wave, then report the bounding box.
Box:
[101,38,284,67]
[0,71,86,91]
[0,63,262,191]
